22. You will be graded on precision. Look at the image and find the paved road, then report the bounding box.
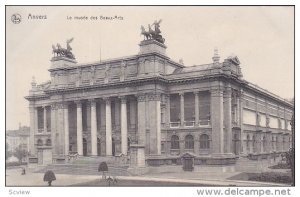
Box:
[5,168,289,187]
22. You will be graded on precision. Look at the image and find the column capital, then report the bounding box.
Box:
[210,88,224,97]
[103,97,111,105]
[89,99,97,107]
[63,102,69,109]
[119,96,127,104]
[137,93,146,102]
[56,102,65,109]
[50,103,57,110]
[148,93,161,101]
[193,91,199,95]
[74,100,82,107]
[179,92,185,96]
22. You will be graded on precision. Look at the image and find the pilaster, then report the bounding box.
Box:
[75,100,83,155]
[210,87,224,154]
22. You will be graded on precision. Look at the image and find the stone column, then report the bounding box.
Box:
[90,99,97,156]
[137,94,146,146]
[194,91,199,126]
[237,96,240,125]
[43,106,47,133]
[35,107,38,134]
[239,90,245,154]
[180,93,185,126]
[50,104,57,154]
[63,103,69,155]
[165,94,170,127]
[29,104,36,156]
[211,87,224,154]
[148,93,162,155]
[115,99,120,129]
[57,103,65,155]
[75,101,83,155]
[105,97,112,156]
[156,95,161,155]
[224,86,232,153]
[120,96,128,155]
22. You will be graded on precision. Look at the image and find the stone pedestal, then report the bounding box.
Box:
[139,39,167,56]
[128,144,149,175]
[50,56,77,69]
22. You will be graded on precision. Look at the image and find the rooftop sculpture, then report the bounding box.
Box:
[52,38,75,59]
[141,19,165,44]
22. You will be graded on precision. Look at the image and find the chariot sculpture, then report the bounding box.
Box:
[141,19,165,44]
[52,38,75,59]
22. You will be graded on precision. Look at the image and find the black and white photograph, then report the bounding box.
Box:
[4,4,296,195]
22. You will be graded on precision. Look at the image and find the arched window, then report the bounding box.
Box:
[171,135,179,149]
[185,135,194,149]
[200,134,210,149]
[37,139,43,146]
[46,139,51,146]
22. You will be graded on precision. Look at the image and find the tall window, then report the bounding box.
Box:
[171,135,179,149]
[184,93,195,122]
[37,107,44,131]
[185,135,194,149]
[199,91,211,125]
[200,134,210,149]
[170,94,180,122]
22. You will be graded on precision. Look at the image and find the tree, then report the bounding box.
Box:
[13,145,28,164]
[98,162,108,179]
[287,113,295,186]
[6,142,12,160]
[43,170,56,186]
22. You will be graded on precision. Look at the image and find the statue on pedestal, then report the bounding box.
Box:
[140,19,165,44]
[52,38,76,59]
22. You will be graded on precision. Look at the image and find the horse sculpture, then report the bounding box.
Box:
[141,25,151,40]
[52,38,75,59]
[140,20,165,44]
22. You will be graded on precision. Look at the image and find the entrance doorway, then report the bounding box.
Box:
[112,138,115,156]
[97,138,101,156]
[233,133,240,155]
[83,138,87,156]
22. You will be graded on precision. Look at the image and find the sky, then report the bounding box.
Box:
[6,6,294,130]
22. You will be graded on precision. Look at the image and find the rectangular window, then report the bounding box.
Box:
[199,91,210,125]
[37,107,44,130]
[184,92,195,121]
[170,94,180,122]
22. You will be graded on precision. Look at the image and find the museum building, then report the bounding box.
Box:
[25,30,293,166]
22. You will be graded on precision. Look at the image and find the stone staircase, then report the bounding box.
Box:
[35,156,132,176]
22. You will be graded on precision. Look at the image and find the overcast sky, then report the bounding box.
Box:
[6,6,294,130]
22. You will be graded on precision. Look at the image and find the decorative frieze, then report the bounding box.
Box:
[147,93,161,101]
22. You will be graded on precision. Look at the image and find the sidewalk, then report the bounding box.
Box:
[6,168,289,187]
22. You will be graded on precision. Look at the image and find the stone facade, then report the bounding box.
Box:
[25,39,293,165]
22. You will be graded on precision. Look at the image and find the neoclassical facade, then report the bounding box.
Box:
[25,38,293,166]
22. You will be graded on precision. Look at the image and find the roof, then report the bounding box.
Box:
[6,127,30,137]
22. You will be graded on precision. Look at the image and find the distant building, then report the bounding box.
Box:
[25,25,293,167]
[6,125,30,154]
